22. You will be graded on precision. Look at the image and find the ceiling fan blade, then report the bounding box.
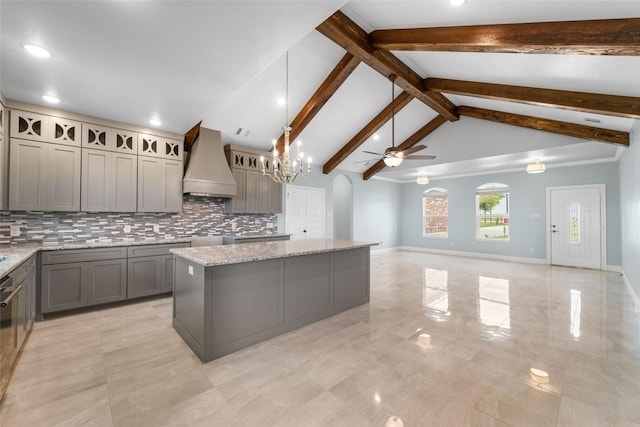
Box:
[353,158,380,163]
[398,145,427,157]
[362,150,386,156]
[404,155,437,160]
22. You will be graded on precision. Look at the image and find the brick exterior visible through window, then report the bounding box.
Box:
[423,189,448,237]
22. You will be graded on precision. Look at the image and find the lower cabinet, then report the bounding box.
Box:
[127,254,176,298]
[40,243,188,314]
[127,244,185,298]
[8,255,37,351]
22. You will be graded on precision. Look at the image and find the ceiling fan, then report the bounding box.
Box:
[358,75,436,168]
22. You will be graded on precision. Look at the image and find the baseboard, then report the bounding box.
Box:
[398,246,548,265]
[606,265,622,273]
[621,269,640,318]
[370,246,400,254]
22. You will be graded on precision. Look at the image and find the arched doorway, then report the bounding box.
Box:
[333,174,353,240]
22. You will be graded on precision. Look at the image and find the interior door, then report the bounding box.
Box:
[549,186,603,269]
[285,185,325,240]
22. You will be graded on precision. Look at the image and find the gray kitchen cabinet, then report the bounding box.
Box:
[40,247,128,314]
[50,116,82,146]
[0,100,5,210]
[127,243,189,298]
[10,109,82,146]
[8,138,48,210]
[82,123,138,155]
[271,180,282,214]
[10,255,35,351]
[0,99,6,136]
[224,145,283,214]
[10,110,49,142]
[48,142,82,211]
[245,170,260,213]
[41,262,86,313]
[86,259,127,305]
[9,138,81,211]
[127,256,162,298]
[0,132,6,210]
[137,156,182,213]
[138,133,182,160]
[227,169,246,213]
[81,148,137,212]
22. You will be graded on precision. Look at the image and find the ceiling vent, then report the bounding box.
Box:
[585,117,602,124]
[233,127,252,137]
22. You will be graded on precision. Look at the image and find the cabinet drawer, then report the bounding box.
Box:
[41,247,127,264]
[127,243,189,258]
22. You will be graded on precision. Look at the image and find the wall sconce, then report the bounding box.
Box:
[416,176,429,185]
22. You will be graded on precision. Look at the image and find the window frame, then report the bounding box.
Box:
[475,183,510,242]
[422,188,449,239]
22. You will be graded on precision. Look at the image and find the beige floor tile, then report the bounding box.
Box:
[557,396,640,427]
[2,251,639,427]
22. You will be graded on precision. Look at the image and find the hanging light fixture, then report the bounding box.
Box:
[261,51,311,184]
[416,176,429,185]
[526,160,546,174]
[383,75,402,168]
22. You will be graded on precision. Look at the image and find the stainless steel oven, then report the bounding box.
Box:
[1,275,19,401]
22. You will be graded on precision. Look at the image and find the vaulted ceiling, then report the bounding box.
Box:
[1,1,639,181]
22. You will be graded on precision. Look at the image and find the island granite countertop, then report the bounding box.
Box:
[170,238,377,267]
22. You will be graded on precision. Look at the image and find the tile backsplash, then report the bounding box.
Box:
[0,196,277,246]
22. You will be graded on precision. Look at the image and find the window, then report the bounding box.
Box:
[423,188,448,237]
[476,183,509,240]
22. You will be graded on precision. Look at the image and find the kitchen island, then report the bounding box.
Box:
[170,239,375,362]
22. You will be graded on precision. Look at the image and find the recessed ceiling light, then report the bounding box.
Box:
[42,95,60,104]
[450,0,467,5]
[373,134,380,141]
[24,44,51,58]
[276,97,286,106]
[149,118,162,126]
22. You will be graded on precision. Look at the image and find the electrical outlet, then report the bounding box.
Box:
[188,265,194,276]
[153,224,160,232]
[10,225,20,237]
[124,225,131,233]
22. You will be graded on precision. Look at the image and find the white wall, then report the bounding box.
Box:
[399,161,622,265]
[620,121,640,299]
[278,164,401,249]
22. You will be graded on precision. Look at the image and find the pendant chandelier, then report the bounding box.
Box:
[261,51,311,184]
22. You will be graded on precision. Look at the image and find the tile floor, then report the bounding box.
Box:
[1,251,639,426]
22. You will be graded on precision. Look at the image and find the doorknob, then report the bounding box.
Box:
[552,225,559,233]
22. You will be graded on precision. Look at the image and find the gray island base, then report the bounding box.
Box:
[170,239,375,363]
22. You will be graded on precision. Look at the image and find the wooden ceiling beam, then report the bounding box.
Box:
[363,115,447,180]
[316,11,458,122]
[426,78,640,119]
[323,91,413,174]
[458,106,629,146]
[369,18,640,55]
[275,53,361,155]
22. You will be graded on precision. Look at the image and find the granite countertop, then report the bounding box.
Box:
[170,238,377,267]
[0,237,194,277]
[0,245,41,277]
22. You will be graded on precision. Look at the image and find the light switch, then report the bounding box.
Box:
[124,225,131,233]
[188,265,194,276]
